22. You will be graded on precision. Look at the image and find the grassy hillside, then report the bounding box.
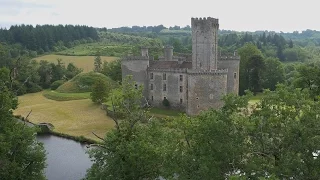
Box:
[57,72,116,93]
[33,55,117,72]
[14,92,115,141]
[43,90,90,101]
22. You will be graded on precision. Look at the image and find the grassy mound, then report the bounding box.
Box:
[57,71,116,93]
[43,90,90,101]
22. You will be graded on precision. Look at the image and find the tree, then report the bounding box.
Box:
[86,76,177,180]
[238,43,263,95]
[242,85,320,179]
[94,53,102,72]
[101,59,122,83]
[293,63,320,98]
[247,54,265,93]
[90,78,111,104]
[261,58,284,91]
[0,68,46,180]
[66,62,82,79]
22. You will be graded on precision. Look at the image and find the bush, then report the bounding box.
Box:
[50,80,66,90]
[162,98,170,107]
[26,82,43,93]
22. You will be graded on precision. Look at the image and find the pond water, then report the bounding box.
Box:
[37,134,93,180]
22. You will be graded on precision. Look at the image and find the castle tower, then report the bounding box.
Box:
[191,17,219,71]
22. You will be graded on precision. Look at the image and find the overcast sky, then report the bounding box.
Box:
[0,0,319,32]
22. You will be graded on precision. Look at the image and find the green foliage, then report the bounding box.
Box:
[247,54,265,93]
[0,81,46,179]
[90,78,111,104]
[43,90,90,101]
[101,59,122,83]
[238,43,263,95]
[261,58,285,91]
[87,76,174,180]
[50,80,66,90]
[94,53,102,72]
[293,63,320,98]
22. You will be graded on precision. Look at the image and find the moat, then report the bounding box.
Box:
[37,134,93,180]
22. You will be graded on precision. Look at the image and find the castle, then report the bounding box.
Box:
[121,17,240,115]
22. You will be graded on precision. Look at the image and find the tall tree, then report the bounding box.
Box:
[247,54,265,93]
[90,78,111,104]
[261,57,285,91]
[94,53,102,72]
[0,68,46,180]
[238,43,263,95]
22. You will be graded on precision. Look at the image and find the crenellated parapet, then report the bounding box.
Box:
[148,68,188,73]
[191,17,219,28]
[122,56,149,61]
[218,55,240,61]
[187,69,228,75]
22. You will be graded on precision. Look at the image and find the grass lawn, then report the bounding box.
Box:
[33,55,117,72]
[14,91,115,141]
[249,93,265,104]
[43,90,90,101]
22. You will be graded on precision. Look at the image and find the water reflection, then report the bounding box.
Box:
[37,134,93,180]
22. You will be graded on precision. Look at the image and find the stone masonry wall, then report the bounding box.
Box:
[191,17,219,71]
[218,58,240,94]
[187,73,227,115]
[148,70,188,110]
[121,59,149,97]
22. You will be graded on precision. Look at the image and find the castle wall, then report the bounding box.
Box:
[121,58,149,97]
[191,17,219,71]
[187,72,227,115]
[218,56,240,94]
[148,70,188,110]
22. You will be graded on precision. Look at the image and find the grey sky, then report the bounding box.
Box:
[0,0,319,32]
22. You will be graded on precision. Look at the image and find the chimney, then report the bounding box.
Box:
[164,45,173,61]
[141,47,149,57]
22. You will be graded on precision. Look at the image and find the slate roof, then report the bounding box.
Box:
[149,61,192,69]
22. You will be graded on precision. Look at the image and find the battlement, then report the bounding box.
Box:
[218,55,240,61]
[148,68,188,73]
[122,56,149,61]
[187,69,228,75]
[191,17,219,27]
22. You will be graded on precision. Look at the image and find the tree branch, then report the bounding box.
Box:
[92,132,106,142]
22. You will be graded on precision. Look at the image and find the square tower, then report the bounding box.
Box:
[191,17,219,71]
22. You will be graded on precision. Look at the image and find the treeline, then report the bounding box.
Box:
[0,43,82,95]
[0,24,99,53]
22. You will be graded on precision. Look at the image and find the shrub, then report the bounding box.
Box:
[50,80,66,90]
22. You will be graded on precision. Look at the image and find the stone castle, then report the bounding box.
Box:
[121,17,240,115]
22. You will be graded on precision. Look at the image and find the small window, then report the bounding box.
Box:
[180,75,183,81]
[180,86,183,93]
[196,97,199,100]
[150,84,153,90]
[197,105,200,108]
[163,84,166,91]
[180,98,183,104]
[150,73,153,79]
[151,96,154,101]
[163,73,166,80]
[135,84,138,89]
[234,72,237,79]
